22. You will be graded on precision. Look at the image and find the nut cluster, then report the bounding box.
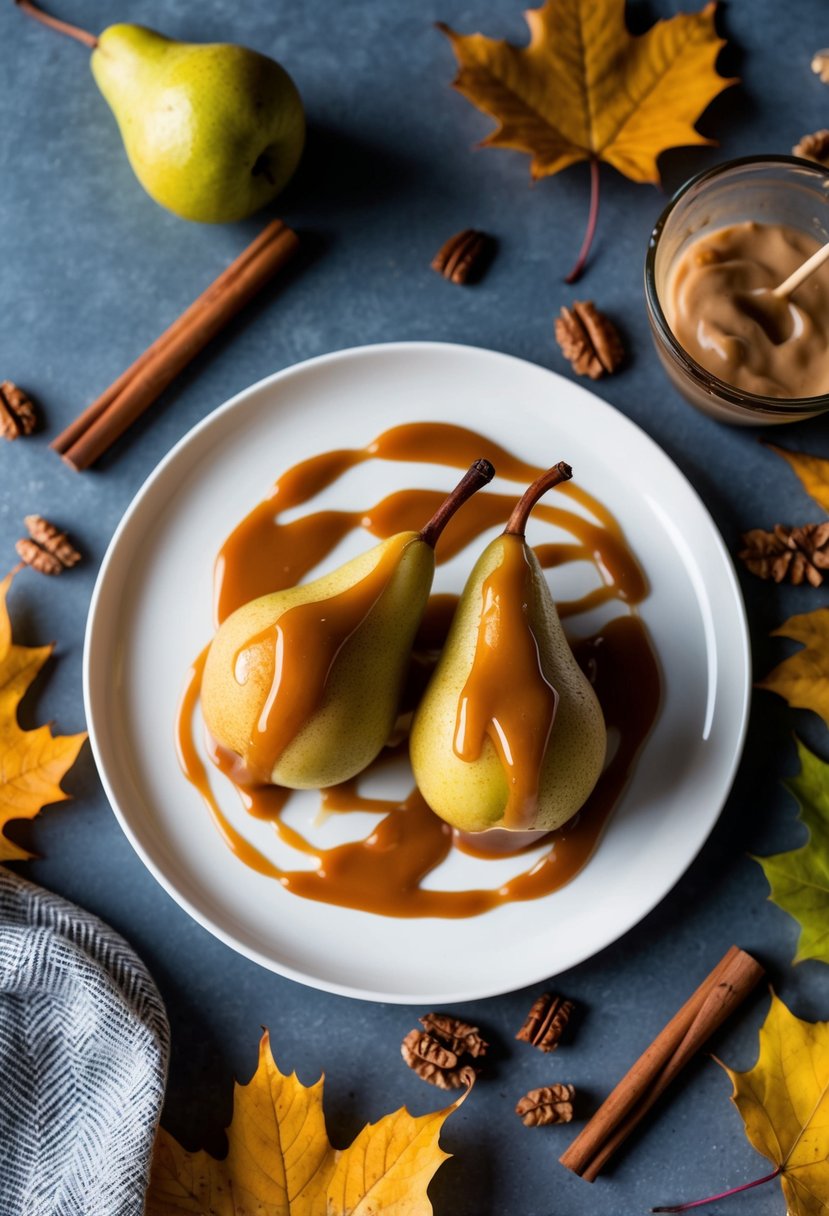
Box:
[401,1013,487,1089]
[555,301,624,380]
[402,999,578,1131]
[516,991,574,1053]
[739,523,829,588]
[0,382,38,441]
[15,516,81,577]
[431,229,495,285]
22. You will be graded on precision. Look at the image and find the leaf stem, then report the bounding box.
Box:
[16,0,97,48]
[564,158,600,285]
[651,1167,782,1213]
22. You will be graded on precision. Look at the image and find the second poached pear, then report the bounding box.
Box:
[410,466,607,834]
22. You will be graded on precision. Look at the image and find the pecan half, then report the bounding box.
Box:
[0,382,38,440]
[401,1029,475,1090]
[15,538,63,576]
[15,516,81,577]
[516,993,575,1052]
[431,229,495,285]
[24,516,81,569]
[555,301,624,379]
[515,1083,575,1127]
[793,130,829,167]
[739,523,829,588]
[420,1012,489,1058]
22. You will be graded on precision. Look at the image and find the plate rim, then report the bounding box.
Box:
[83,340,751,1004]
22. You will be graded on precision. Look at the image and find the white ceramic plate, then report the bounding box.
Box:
[85,342,750,1004]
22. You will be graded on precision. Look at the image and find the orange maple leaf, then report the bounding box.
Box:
[147,1029,470,1216]
[0,570,87,861]
[438,0,736,280]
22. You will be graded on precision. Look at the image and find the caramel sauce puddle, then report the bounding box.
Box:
[176,421,661,918]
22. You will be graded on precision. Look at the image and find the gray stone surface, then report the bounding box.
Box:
[1,1,828,1212]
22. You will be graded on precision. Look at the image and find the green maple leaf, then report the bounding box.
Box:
[756,738,829,964]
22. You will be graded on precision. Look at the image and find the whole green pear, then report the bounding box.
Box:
[91,26,305,222]
[410,464,607,834]
[201,460,494,789]
[16,2,305,222]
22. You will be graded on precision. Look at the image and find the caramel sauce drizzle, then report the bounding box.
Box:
[454,537,559,830]
[233,534,414,781]
[176,421,661,918]
[214,422,644,623]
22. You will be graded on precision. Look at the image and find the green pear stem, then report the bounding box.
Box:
[505,462,573,537]
[16,0,98,49]
[419,459,495,549]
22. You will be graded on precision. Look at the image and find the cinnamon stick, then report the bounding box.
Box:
[53,218,300,471]
[559,946,764,1182]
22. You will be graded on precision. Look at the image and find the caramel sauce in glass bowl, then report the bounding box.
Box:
[645,156,829,425]
[666,221,829,399]
[176,421,660,919]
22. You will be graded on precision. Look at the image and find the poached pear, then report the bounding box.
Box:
[201,460,495,789]
[410,463,607,834]
[18,1,305,223]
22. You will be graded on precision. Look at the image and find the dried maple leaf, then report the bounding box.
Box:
[755,738,829,965]
[0,570,86,861]
[719,992,829,1216]
[147,1029,470,1216]
[766,443,829,513]
[438,0,735,281]
[654,994,829,1214]
[758,607,829,729]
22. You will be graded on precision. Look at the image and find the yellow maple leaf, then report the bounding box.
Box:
[766,443,829,513]
[438,0,735,279]
[147,1030,469,1216]
[718,992,829,1216]
[0,571,87,861]
[758,607,829,729]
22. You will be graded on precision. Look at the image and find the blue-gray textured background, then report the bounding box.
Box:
[1,1,828,1212]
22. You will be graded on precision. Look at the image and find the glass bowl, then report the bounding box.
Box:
[644,156,829,425]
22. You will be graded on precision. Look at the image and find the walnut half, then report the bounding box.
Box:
[401,1012,488,1088]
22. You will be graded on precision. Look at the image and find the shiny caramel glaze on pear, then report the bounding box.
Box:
[201,460,494,789]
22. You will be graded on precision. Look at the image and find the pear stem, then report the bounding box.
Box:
[419,459,495,549]
[16,0,98,48]
[505,462,573,537]
[651,1167,781,1212]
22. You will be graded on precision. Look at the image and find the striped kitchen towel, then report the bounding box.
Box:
[0,868,170,1216]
